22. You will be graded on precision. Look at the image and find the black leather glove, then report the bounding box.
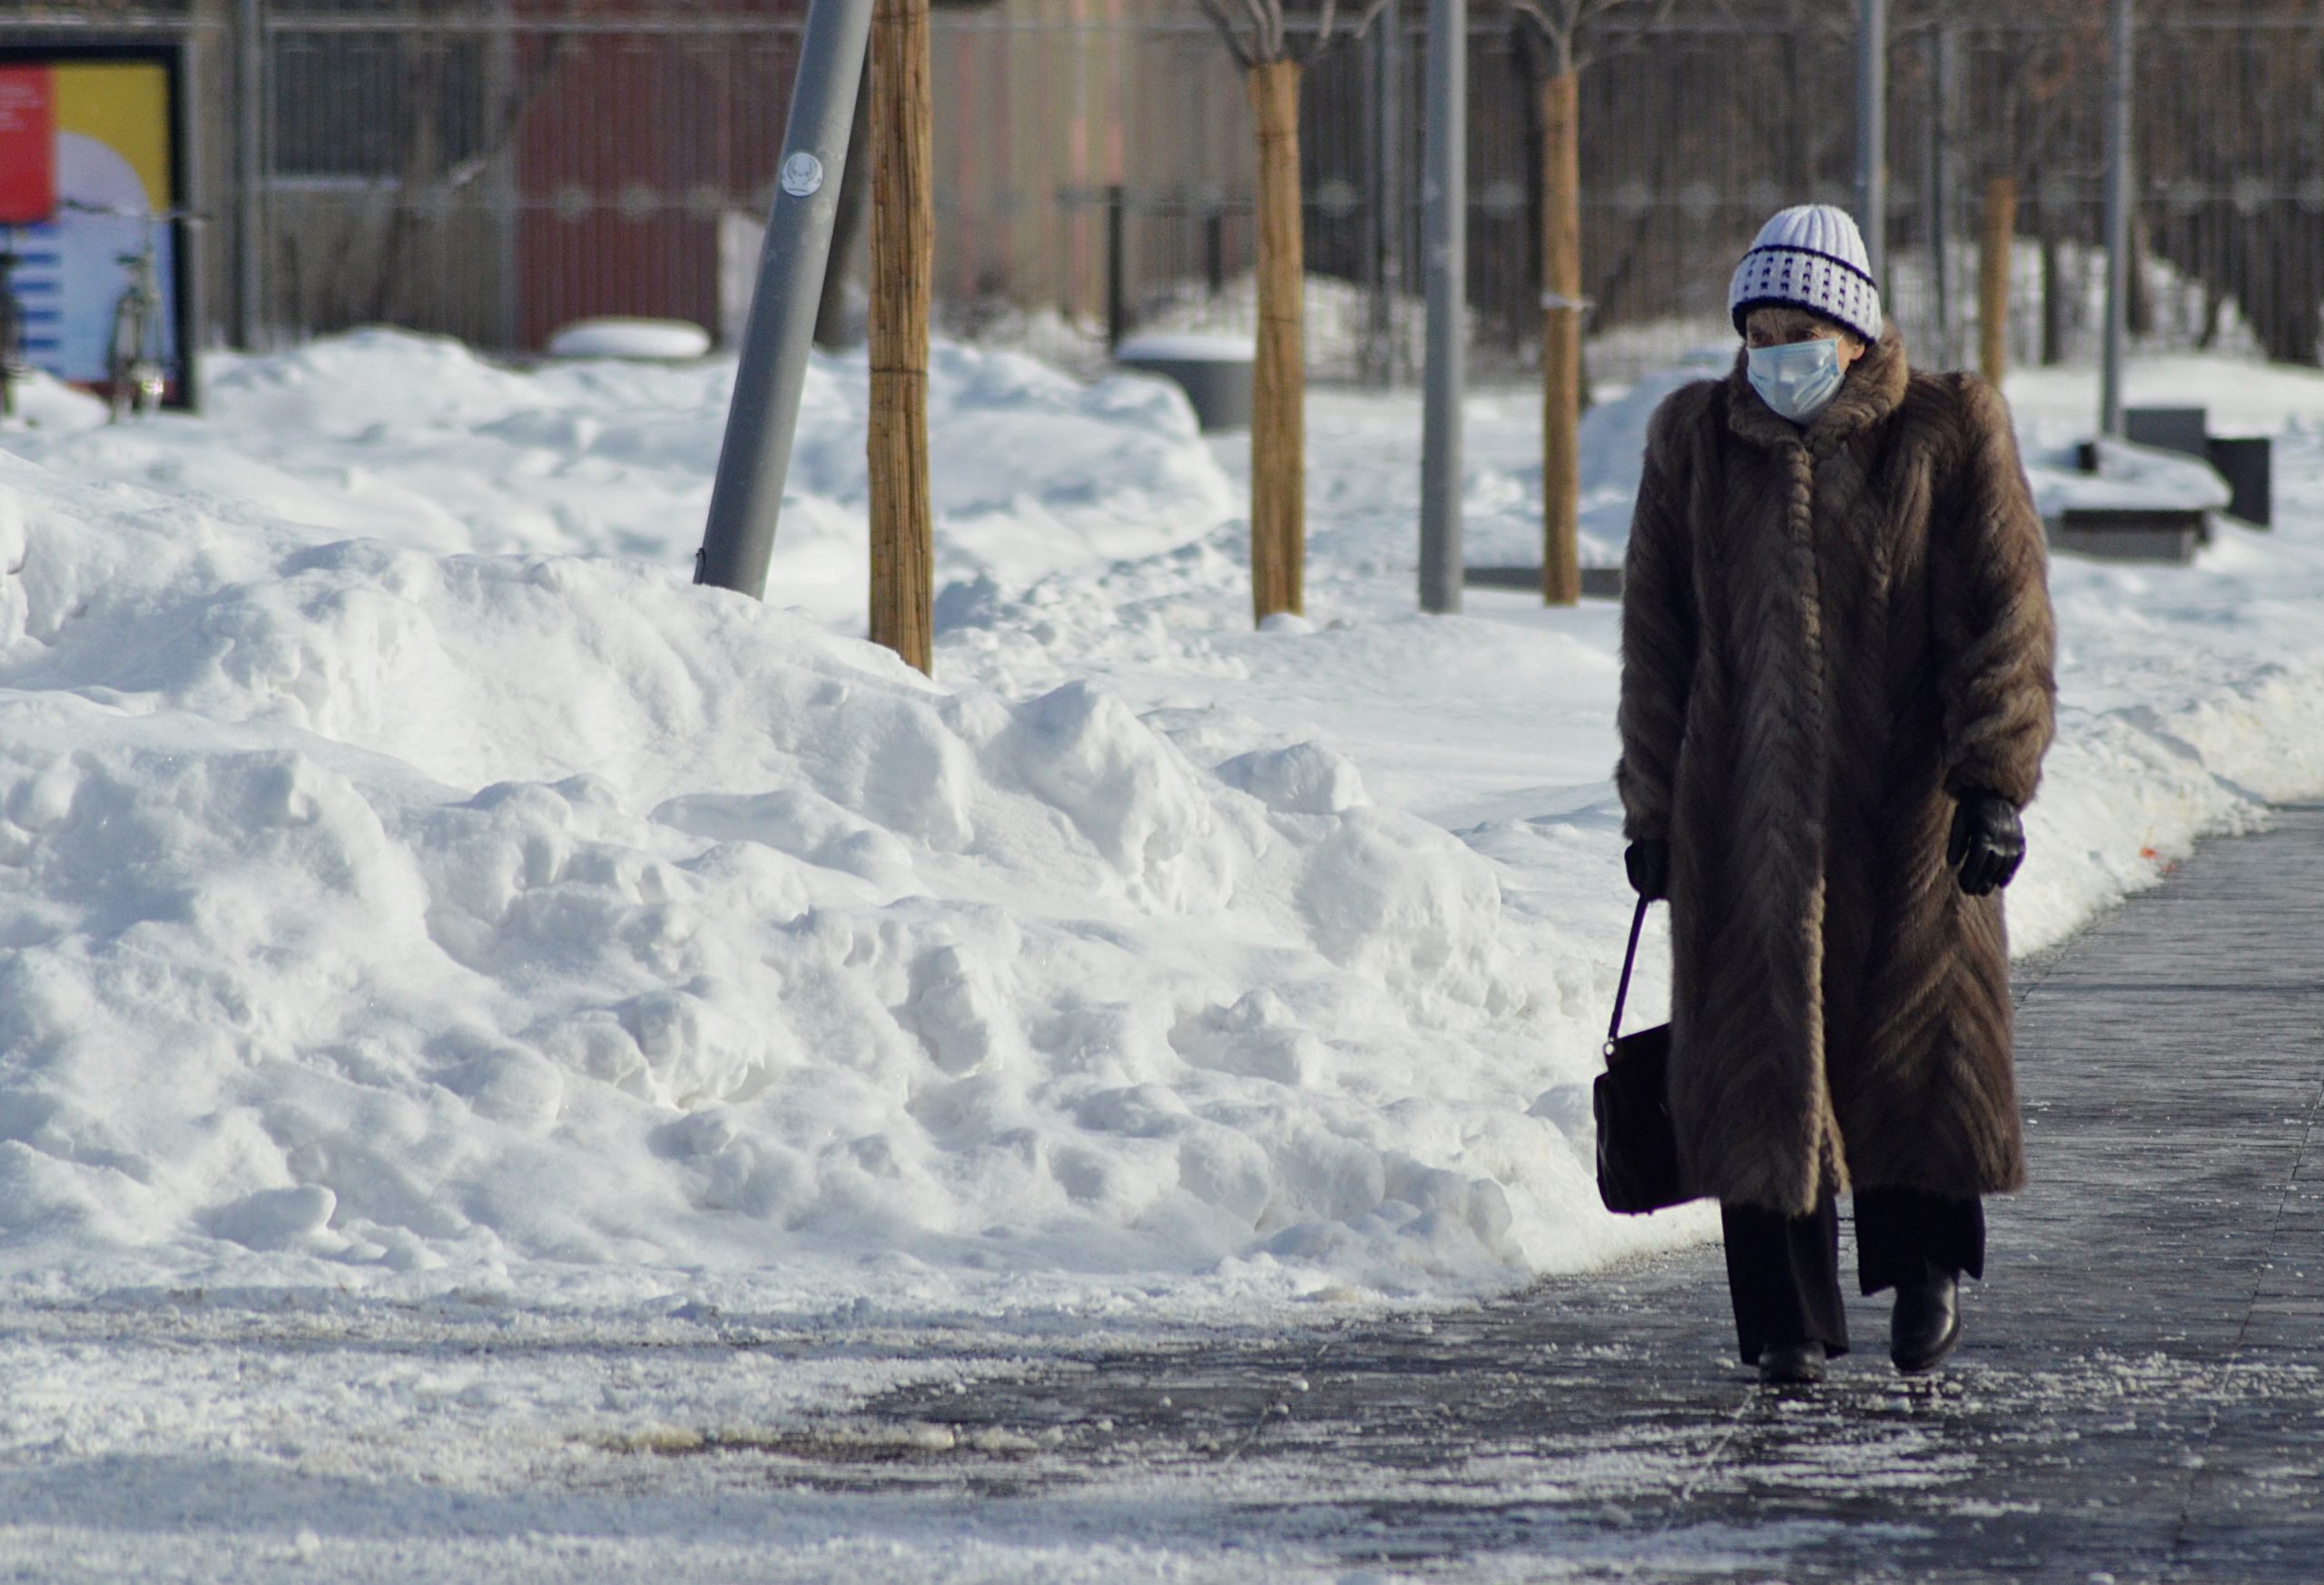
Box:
[1625,840,1669,901]
[1946,792,2025,897]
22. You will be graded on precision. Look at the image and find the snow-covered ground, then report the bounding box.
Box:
[5,330,2324,1576]
[5,335,2324,1326]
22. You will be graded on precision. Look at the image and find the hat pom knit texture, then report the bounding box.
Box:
[1728,204,1884,344]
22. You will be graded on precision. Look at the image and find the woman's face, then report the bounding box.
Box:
[1744,306,1866,372]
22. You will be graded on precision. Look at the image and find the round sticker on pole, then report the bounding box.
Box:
[780,153,826,200]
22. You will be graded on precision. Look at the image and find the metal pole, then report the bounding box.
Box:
[2100,0,2134,438]
[174,38,205,409]
[696,0,875,599]
[487,0,520,353]
[1360,18,1384,387]
[1927,22,1958,369]
[1378,7,1405,387]
[1419,0,1464,615]
[236,0,264,349]
[812,56,872,350]
[1855,0,1886,284]
[1105,182,1126,353]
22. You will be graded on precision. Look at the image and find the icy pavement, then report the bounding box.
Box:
[2,808,2318,1582]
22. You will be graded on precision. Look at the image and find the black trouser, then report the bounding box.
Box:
[1720,1188,1985,1363]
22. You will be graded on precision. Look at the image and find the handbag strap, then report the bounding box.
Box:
[1606,894,1652,1057]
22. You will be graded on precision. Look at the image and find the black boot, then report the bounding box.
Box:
[1890,1272,1962,1373]
[1757,1341,1826,1384]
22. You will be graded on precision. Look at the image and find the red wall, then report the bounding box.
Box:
[511,0,803,348]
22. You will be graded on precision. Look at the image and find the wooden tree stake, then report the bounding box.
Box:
[1978,175,2016,389]
[1248,58,1305,624]
[870,0,934,674]
[1540,68,1582,608]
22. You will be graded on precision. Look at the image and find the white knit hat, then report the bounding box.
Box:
[1728,204,1883,344]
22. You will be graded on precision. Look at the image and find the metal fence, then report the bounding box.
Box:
[981,4,2324,383]
[10,0,2324,387]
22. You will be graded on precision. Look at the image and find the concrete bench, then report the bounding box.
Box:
[2050,506,2207,564]
[2123,406,2272,527]
[2047,405,2250,566]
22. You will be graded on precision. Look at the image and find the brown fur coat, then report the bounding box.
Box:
[1616,325,2057,1216]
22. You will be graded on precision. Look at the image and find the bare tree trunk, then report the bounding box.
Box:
[2199,274,2225,349]
[2038,207,2065,367]
[870,0,934,673]
[1978,175,2015,387]
[1540,68,1581,607]
[2249,208,2323,365]
[817,55,874,350]
[1248,59,1305,624]
[369,36,448,324]
[2127,207,2155,338]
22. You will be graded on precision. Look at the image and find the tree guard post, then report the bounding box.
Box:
[1193,0,1392,626]
[869,0,935,674]
[1979,175,2016,388]
[1540,65,1581,607]
[1248,57,1306,624]
[1509,2,1668,605]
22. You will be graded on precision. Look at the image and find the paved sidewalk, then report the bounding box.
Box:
[787,809,2324,1581]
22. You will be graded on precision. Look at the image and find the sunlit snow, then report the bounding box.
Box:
[0,332,2320,1326]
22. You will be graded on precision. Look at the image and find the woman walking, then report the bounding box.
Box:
[1616,205,2056,1384]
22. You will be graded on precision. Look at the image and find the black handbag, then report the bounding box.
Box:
[1593,895,1689,1214]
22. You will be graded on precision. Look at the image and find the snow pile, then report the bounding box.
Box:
[2024,436,2232,517]
[1115,332,1254,362]
[546,317,714,360]
[3,329,1234,625]
[6,329,2324,1320]
[0,353,1640,1313]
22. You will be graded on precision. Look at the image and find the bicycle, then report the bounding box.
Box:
[62,201,196,421]
[106,232,168,421]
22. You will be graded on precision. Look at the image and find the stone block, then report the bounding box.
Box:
[1113,338,1254,431]
[2124,405,2211,458]
[2209,435,2273,527]
[2051,507,2205,564]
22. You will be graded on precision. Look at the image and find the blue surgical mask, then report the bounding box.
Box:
[1746,337,1847,423]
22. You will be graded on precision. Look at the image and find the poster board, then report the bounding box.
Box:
[0,45,192,407]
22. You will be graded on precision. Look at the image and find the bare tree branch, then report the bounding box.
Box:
[1194,0,1256,66]
[1505,0,1557,36]
[1505,0,1576,38]
[1506,0,1674,78]
[1571,0,1677,74]
[1237,0,1277,63]
[1300,0,1342,64]
[1279,0,1396,64]
[1350,0,1399,40]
